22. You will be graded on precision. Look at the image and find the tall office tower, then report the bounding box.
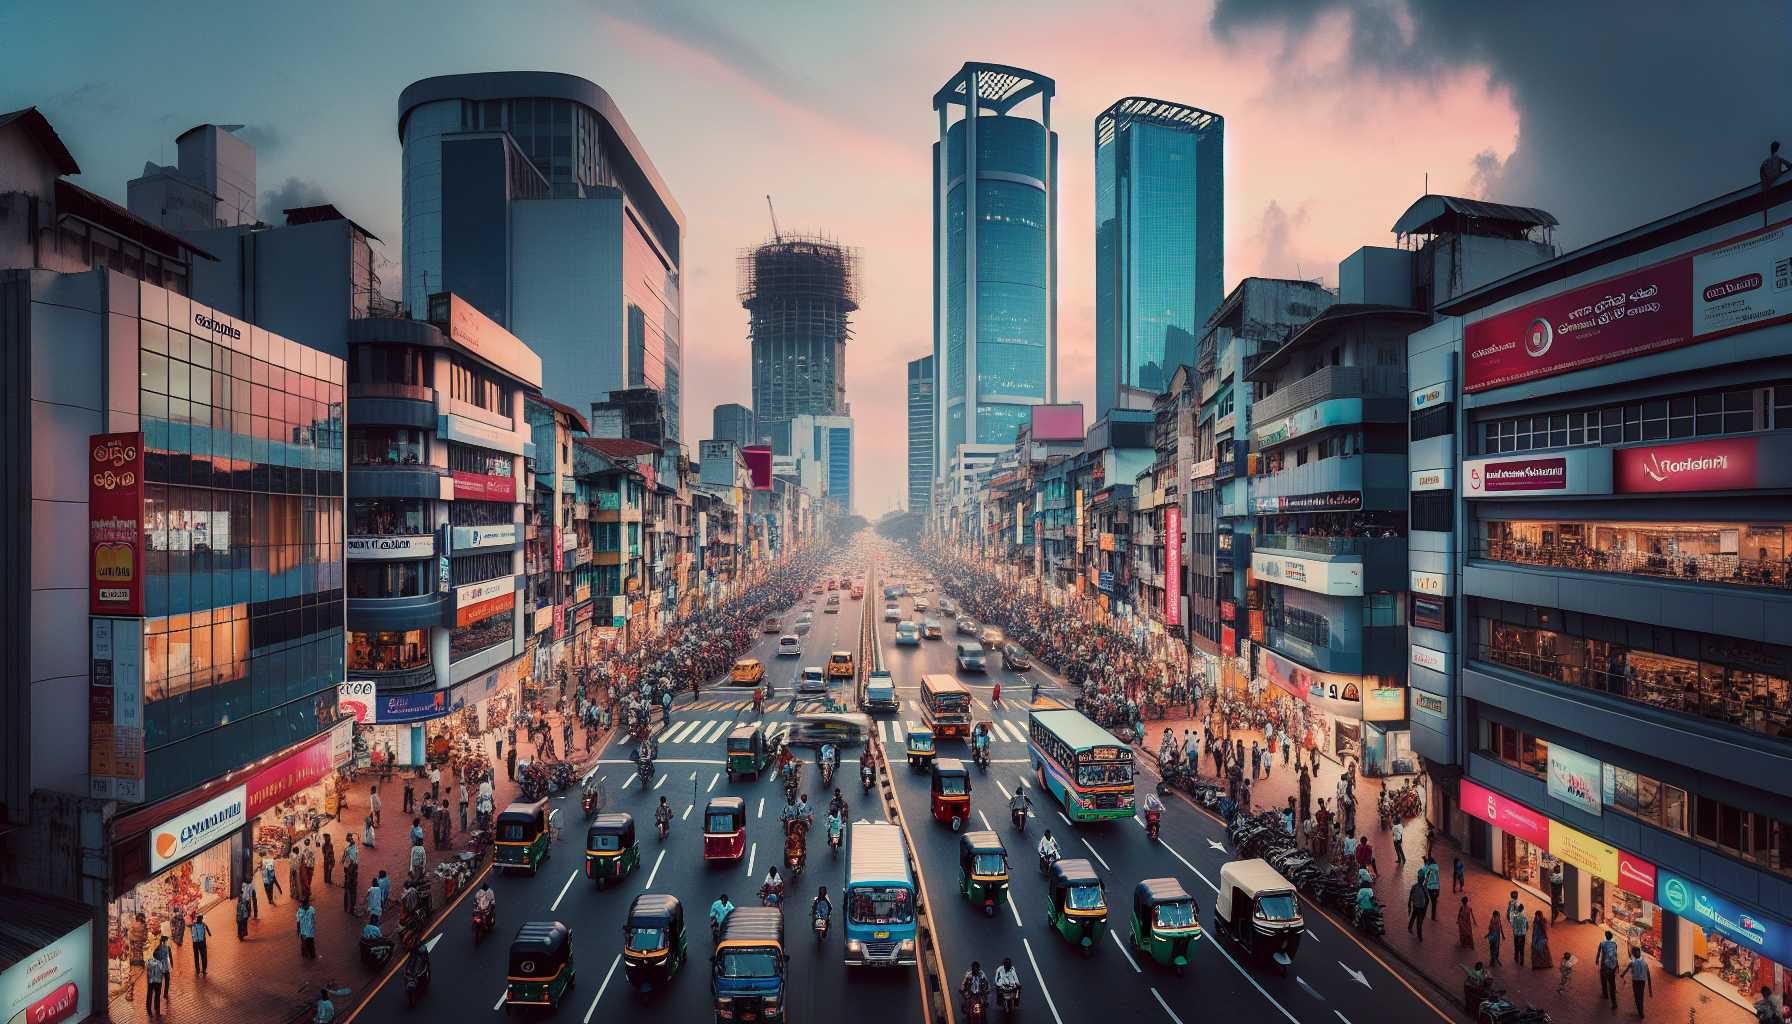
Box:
[397,72,685,440]
[933,63,1058,473]
[712,402,756,449]
[1095,98,1223,418]
[739,234,859,454]
[907,355,936,513]
[127,123,258,232]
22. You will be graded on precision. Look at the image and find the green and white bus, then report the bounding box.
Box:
[1027,708,1136,822]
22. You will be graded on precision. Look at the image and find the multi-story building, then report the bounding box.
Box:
[126,122,257,233]
[524,395,587,685]
[1094,98,1223,418]
[933,62,1058,470]
[908,354,936,514]
[739,234,858,453]
[787,413,854,514]
[590,386,672,450]
[573,438,651,648]
[1414,178,1792,1003]
[397,72,685,440]
[712,402,756,449]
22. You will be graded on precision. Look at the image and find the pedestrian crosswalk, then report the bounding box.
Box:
[633,715,1035,747]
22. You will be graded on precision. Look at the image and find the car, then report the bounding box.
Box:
[979,625,1005,648]
[824,599,840,614]
[894,621,921,645]
[812,585,824,595]
[884,603,902,622]
[827,651,855,679]
[913,597,929,612]
[778,634,802,657]
[862,671,899,713]
[731,658,765,685]
[762,617,782,634]
[939,597,959,616]
[923,619,943,639]
[851,587,864,601]
[798,666,827,694]
[794,615,813,635]
[955,642,987,673]
[827,580,838,591]
[956,616,979,636]
[1000,643,1031,671]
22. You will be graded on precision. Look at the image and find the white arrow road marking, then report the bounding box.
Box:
[550,868,579,912]
[1208,838,1226,852]
[1080,837,1111,871]
[1110,928,1141,972]
[745,842,756,878]
[1021,937,1066,1024]
[580,953,622,1023]
[1297,976,1325,1000]
[1340,962,1370,989]
[689,771,698,780]
[642,849,665,889]
[1151,987,1186,1024]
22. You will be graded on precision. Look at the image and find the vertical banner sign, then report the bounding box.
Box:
[1165,504,1182,625]
[1074,489,1085,557]
[89,617,145,802]
[89,432,145,615]
[1015,500,1023,544]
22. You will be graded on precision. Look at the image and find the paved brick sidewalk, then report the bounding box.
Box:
[1137,710,1753,1023]
[107,710,606,1024]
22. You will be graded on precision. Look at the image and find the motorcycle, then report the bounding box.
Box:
[783,776,799,805]
[656,815,670,842]
[1038,850,1058,875]
[996,982,1021,1015]
[963,993,989,1023]
[1011,804,1028,831]
[471,903,495,943]
[828,827,843,858]
[759,881,785,907]
[403,935,440,1007]
[637,759,655,784]
[972,745,990,771]
[813,907,829,943]
[1145,809,1162,842]
[819,760,835,787]
[861,762,875,792]
[1353,900,1386,938]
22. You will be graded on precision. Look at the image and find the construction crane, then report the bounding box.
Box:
[766,194,781,243]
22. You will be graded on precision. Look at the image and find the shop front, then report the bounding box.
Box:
[1657,869,1792,1011]
[1,891,94,1024]
[1257,646,1407,772]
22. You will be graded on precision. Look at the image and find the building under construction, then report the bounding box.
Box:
[738,233,860,452]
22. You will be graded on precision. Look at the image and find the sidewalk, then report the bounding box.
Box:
[1137,710,1752,1023]
[107,709,605,1024]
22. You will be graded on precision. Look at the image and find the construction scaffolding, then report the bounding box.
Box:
[738,234,861,438]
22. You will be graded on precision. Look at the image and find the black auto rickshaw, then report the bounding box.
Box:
[1044,858,1107,957]
[1129,877,1202,974]
[585,813,640,888]
[726,723,772,782]
[905,727,935,770]
[957,830,1009,917]
[930,758,971,831]
[494,800,552,876]
[622,892,687,1004]
[1213,858,1304,973]
[505,920,575,1012]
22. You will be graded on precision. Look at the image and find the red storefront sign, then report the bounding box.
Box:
[89,432,145,615]
[1164,505,1181,626]
[452,470,515,501]
[1460,779,1549,847]
[1614,436,1759,493]
[244,733,333,818]
[1618,851,1657,901]
[742,446,773,491]
[1220,625,1236,656]
[1470,456,1566,494]
[457,591,515,628]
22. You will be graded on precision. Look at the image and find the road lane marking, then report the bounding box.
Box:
[621,772,636,790]
[1298,976,1325,1001]
[1021,937,1066,1024]
[1110,928,1141,972]
[580,953,621,1023]
[592,758,723,765]
[1160,839,1219,894]
[683,803,694,820]
[492,991,506,1011]
[756,797,765,818]
[1200,927,1301,1024]
[1080,837,1111,871]
[689,770,698,780]
[643,849,665,889]
[653,773,668,790]
[977,809,993,832]
[549,867,579,911]
[1334,1014,1353,1024]
[745,842,756,878]
[707,772,720,792]
[662,721,696,744]
[1004,888,1023,927]
[1058,811,1071,826]
[1150,987,1185,1024]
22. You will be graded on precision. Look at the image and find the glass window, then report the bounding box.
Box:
[1479,519,1788,591]
[350,427,425,466]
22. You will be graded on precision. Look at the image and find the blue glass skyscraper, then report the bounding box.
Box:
[933,63,1058,472]
[1095,98,1222,418]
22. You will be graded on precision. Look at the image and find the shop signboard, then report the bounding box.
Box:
[1410,468,1452,491]
[1250,551,1364,597]
[457,591,515,628]
[1547,820,1622,886]
[1258,648,1369,719]
[1657,870,1790,963]
[1412,690,1448,720]
[337,680,377,723]
[245,733,335,818]
[1460,779,1549,847]
[1463,448,1613,498]
[1613,435,1774,494]
[150,784,246,873]
[1546,744,1604,817]
[1252,490,1362,514]
[441,292,543,387]
[1074,490,1085,556]
[379,689,455,724]
[450,523,519,551]
[1411,381,1449,411]
[1254,398,1363,447]
[1463,219,1792,393]
[1364,686,1406,721]
[1410,644,1447,673]
[452,470,517,502]
[89,432,146,615]
[347,534,434,558]
[1099,532,1116,552]
[0,920,92,1024]
[742,446,773,490]
[328,719,354,768]
[1165,505,1181,626]
[457,576,515,608]
[1410,570,1447,596]
[1411,593,1451,631]
[89,617,145,803]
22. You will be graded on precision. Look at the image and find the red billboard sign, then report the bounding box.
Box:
[1618,851,1657,900]
[1029,403,1085,442]
[89,432,146,616]
[1464,220,1792,393]
[452,470,516,501]
[1468,456,1566,494]
[742,446,773,491]
[1459,779,1549,848]
[1164,505,1181,626]
[244,733,334,818]
[1614,436,1759,493]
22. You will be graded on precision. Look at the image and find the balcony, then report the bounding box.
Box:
[348,383,438,431]
[349,464,446,500]
[1251,365,1407,426]
[1255,533,1368,557]
[357,663,438,693]
[348,590,450,632]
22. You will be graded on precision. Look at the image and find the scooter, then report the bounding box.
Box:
[402,935,440,1007]
[861,763,875,792]
[1011,804,1028,831]
[813,907,829,943]
[759,882,784,907]
[1145,809,1162,842]
[471,904,495,944]
[1038,850,1058,875]
[656,816,670,842]
[829,827,843,858]
[637,759,655,784]
[996,982,1021,1016]
[973,745,990,771]
[964,993,989,1023]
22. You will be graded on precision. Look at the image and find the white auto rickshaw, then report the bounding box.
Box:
[1212,858,1304,974]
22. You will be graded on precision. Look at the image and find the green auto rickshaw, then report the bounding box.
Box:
[905,727,935,770]
[622,892,687,1004]
[1045,857,1107,957]
[1130,877,1202,974]
[726,723,773,782]
[585,813,640,888]
[495,801,552,875]
[957,830,1009,918]
[505,920,575,1012]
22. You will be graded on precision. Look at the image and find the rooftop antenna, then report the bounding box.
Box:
[765,195,781,243]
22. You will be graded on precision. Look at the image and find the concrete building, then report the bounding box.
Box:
[524,394,588,686]
[787,413,854,514]
[907,354,935,513]
[712,402,756,449]
[126,123,257,233]
[397,72,685,440]
[739,234,857,453]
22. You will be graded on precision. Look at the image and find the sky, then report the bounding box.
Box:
[4,0,1785,516]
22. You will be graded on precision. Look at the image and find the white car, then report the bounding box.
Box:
[777,634,802,656]
[883,603,902,622]
[798,666,827,694]
[913,597,929,612]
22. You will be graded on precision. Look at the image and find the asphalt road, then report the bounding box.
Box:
[873,567,1458,1024]
[353,558,923,1022]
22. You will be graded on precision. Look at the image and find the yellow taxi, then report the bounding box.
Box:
[827,650,855,680]
[730,658,765,686]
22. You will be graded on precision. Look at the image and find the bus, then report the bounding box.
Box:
[1027,708,1135,822]
[843,822,917,967]
[919,674,973,739]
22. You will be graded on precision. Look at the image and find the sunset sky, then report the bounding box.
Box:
[7,0,1782,515]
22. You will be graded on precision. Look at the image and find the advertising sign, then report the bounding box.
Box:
[1657,870,1790,964]
[742,446,773,490]
[1613,436,1762,493]
[1099,532,1116,552]
[451,470,516,502]
[1250,551,1364,597]
[1029,404,1085,442]
[1258,648,1371,719]
[457,592,515,628]
[1411,644,1447,673]
[89,617,145,803]
[1165,505,1181,626]
[337,680,377,723]
[1547,744,1604,817]
[1254,398,1363,447]
[347,535,434,559]
[150,784,246,873]
[1463,449,1613,498]
[1411,594,1450,631]
[1548,820,1621,885]
[1252,490,1362,514]
[245,734,334,818]
[450,524,519,551]
[0,920,91,1024]
[89,431,145,615]
[380,689,455,724]
[1460,779,1549,847]
[1410,468,1452,491]
[1364,687,1407,721]
[456,576,515,608]
[1411,381,1449,411]
[1464,220,1792,393]
[1413,691,1448,720]
[1411,570,1447,596]
[442,293,543,387]
[328,719,354,768]
[1074,490,1085,556]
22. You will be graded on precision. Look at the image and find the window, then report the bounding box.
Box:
[350,427,425,467]
[450,501,513,526]
[1479,519,1789,590]
[348,560,430,598]
[1412,490,1453,533]
[348,629,429,672]
[448,444,512,477]
[1478,385,1770,454]
[450,552,512,587]
[349,498,426,536]
[448,356,513,415]
[1411,402,1453,442]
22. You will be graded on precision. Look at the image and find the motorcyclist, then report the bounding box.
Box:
[473,882,496,917]
[961,961,992,1010]
[708,893,735,935]
[654,796,674,834]
[820,743,838,769]
[1160,729,1180,772]
[361,916,384,942]
[796,793,814,828]
[992,957,1021,1003]
[812,886,832,925]
[972,724,991,763]
[1354,883,1378,926]
[761,866,784,904]
[828,789,847,820]
[1008,786,1031,821]
[826,811,844,847]
[1038,829,1060,863]
[1142,790,1165,816]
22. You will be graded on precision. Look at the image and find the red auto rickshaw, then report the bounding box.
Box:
[930,758,972,831]
[703,796,747,862]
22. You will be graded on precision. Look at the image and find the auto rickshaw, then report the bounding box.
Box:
[905,727,935,770]
[1213,858,1304,973]
[1130,877,1202,975]
[1044,858,1107,957]
[622,892,686,1004]
[711,907,787,1021]
[732,658,766,686]
[726,723,772,782]
[930,758,971,830]
[957,831,1009,917]
[504,920,575,1012]
[494,801,552,876]
[584,813,640,888]
[703,796,747,862]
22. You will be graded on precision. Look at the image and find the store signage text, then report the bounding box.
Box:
[457,576,515,608]
[1546,744,1604,817]
[451,523,519,550]
[1470,456,1564,493]
[347,534,434,558]
[1614,436,1761,493]
[89,431,145,614]
[245,734,334,818]
[379,689,457,724]
[151,785,246,872]
[1164,505,1181,626]
[1657,870,1792,965]
[1252,490,1362,514]
[0,921,91,1024]
[1410,468,1451,492]
[1460,779,1549,847]
[89,617,145,803]
[337,680,377,723]
[1410,570,1447,596]
[451,469,517,502]
[193,312,242,340]
[1250,551,1364,597]
[1413,691,1447,720]
[1410,644,1447,673]
[1411,382,1449,411]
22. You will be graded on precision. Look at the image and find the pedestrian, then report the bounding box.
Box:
[410,816,424,847]
[322,833,335,886]
[363,813,377,850]
[296,899,317,959]
[1407,879,1430,940]
[371,784,383,828]
[1558,952,1578,994]
[261,853,282,905]
[430,764,441,802]
[152,934,172,1006]
[1392,819,1406,865]
[403,779,415,814]
[1531,910,1551,971]
[1485,909,1505,968]
[343,834,360,913]
[189,913,209,976]
[236,888,251,940]
[169,906,185,962]
[287,843,302,903]
[1423,855,1442,921]
[1457,896,1475,948]
[1550,862,1565,922]
[506,745,518,782]
[495,733,504,763]
[459,787,469,833]
[1511,903,1530,967]
[1596,929,1621,1010]
[1452,855,1466,893]
[1356,831,1377,880]
[1753,986,1781,1024]
[1626,947,1652,1017]
[144,948,166,1015]
[365,878,383,922]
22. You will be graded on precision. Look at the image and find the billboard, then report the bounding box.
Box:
[89,432,145,616]
[1165,505,1181,626]
[441,293,543,388]
[89,617,146,802]
[1463,449,1612,498]
[742,445,774,491]
[1546,744,1604,817]
[1029,403,1085,442]
[1252,490,1362,514]
[0,919,91,1024]
[1613,436,1776,493]
[1657,870,1790,965]
[1460,779,1549,847]
[1463,220,1792,393]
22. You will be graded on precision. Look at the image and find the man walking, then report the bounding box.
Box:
[296,899,317,959]
[1392,819,1407,865]
[235,888,251,940]
[241,878,258,921]
[152,933,172,1007]
[1627,947,1652,1017]
[403,779,415,814]
[1407,878,1430,940]
[1595,930,1621,1010]
[365,878,384,923]
[1423,855,1442,921]
[261,853,282,906]
[189,913,209,976]
[322,833,335,886]
[343,835,360,913]
[144,948,166,1016]
[429,764,441,802]
[371,784,383,828]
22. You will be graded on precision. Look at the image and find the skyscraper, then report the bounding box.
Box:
[738,234,858,454]
[397,72,685,440]
[933,62,1058,472]
[1095,97,1223,418]
[712,402,756,448]
[907,355,935,513]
